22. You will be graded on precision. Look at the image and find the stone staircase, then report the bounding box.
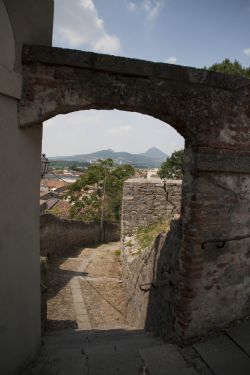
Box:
[19,320,250,375]
[19,329,198,375]
[20,241,250,375]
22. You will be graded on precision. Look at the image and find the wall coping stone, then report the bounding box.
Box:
[22,44,250,91]
[124,178,182,185]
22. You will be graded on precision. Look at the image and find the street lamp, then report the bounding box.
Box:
[41,154,49,178]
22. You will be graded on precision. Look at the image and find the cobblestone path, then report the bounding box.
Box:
[21,243,250,374]
[47,242,128,331]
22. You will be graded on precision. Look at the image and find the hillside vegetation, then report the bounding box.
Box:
[65,159,135,222]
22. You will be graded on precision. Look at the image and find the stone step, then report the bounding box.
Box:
[20,346,88,375]
[193,334,250,375]
[45,326,136,337]
[44,328,151,342]
[226,320,250,356]
[86,353,143,375]
[140,344,199,375]
[22,331,167,375]
[43,329,162,351]
[83,339,161,375]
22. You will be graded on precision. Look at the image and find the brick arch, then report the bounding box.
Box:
[19,44,250,342]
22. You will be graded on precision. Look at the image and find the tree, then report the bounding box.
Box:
[206,59,250,79]
[158,150,184,179]
[65,159,134,222]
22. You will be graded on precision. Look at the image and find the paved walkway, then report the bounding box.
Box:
[20,242,250,374]
[46,242,128,331]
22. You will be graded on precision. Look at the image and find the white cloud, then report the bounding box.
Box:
[142,0,165,21]
[108,125,133,135]
[243,48,250,57]
[53,0,121,54]
[94,34,120,54]
[126,0,165,22]
[165,56,177,64]
[127,1,137,12]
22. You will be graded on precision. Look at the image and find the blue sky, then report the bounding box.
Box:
[43,0,250,157]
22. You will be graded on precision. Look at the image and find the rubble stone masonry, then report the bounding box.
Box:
[121,179,182,337]
[122,178,182,236]
[19,44,250,343]
[40,214,120,257]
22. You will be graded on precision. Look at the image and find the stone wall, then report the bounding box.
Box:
[121,178,182,335]
[40,214,120,257]
[177,157,250,341]
[122,218,181,337]
[122,178,182,237]
[122,171,250,343]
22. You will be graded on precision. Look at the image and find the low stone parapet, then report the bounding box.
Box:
[40,214,120,257]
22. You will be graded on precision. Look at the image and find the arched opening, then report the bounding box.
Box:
[20,44,250,345]
[2,1,250,373]
[40,109,185,333]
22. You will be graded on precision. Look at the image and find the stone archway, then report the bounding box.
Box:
[19,44,250,342]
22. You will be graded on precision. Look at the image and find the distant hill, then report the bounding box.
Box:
[49,147,168,168]
[140,147,167,165]
[142,147,167,159]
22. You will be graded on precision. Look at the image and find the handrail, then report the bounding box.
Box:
[201,234,250,249]
[139,281,170,292]
[140,282,158,292]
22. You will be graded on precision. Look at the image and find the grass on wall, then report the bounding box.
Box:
[136,218,170,250]
[46,205,61,217]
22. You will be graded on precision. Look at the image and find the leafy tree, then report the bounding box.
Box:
[65,159,134,222]
[159,61,250,179]
[158,150,184,179]
[206,58,250,79]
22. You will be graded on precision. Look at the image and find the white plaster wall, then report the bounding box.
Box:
[0,94,42,373]
[0,0,21,100]
[3,0,54,71]
[0,1,53,373]
[0,0,15,69]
